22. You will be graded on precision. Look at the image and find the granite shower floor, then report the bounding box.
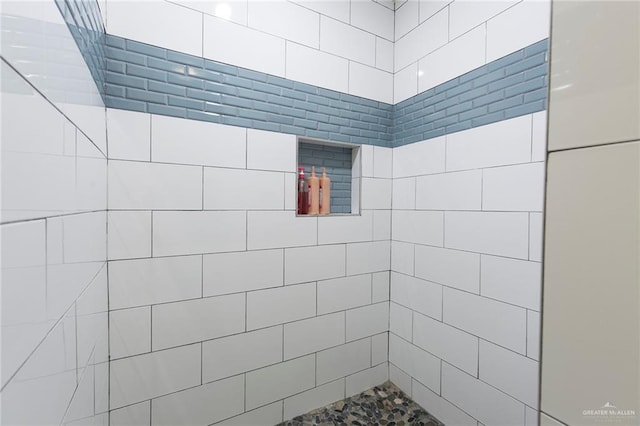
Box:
[278,381,445,426]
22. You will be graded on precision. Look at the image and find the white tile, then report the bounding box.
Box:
[443,287,527,354]
[152,375,244,426]
[318,210,373,245]
[1,220,45,268]
[442,363,525,425]
[317,274,372,314]
[350,0,394,40]
[346,240,391,275]
[107,0,202,56]
[373,147,393,178]
[372,271,390,302]
[247,129,296,172]
[479,340,539,408]
[445,211,530,259]
[529,212,543,262]
[106,109,150,161]
[109,344,201,409]
[286,42,349,93]
[62,211,107,263]
[110,401,150,426]
[414,245,480,293]
[392,210,444,246]
[481,255,542,311]
[76,268,109,366]
[109,307,151,359]
[360,145,374,178]
[449,0,517,40]
[152,294,245,350]
[203,249,283,296]
[316,339,371,384]
[527,310,540,361]
[483,163,546,212]
[246,355,316,410]
[395,0,419,40]
[372,333,389,365]
[395,8,448,72]
[419,0,451,22]
[415,169,482,210]
[446,115,533,172]
[375,37,394,72]
[204,168,284,210]
[108,211,151,260]
[204,15,286,77]
[526,407,540,426]
[391,272,443,320]
[347,303,389,341]
[393,136,446,178]
[1,311,77,423]
[349,62,393,103]
[108,256,202,310]
[418,24,486,92]
[346,363,389,396]
[320,16,375,66]
[284,379,345,420]
[373,210,391,241]
[412,379,478,426]
[390,302,413,341]
[218,401,283,426]
[1,151,75,222]
[540,412,567,426]
[531,111,547,162]
[153,211,246,256]
[247,282,316,329]
[285,244,345,285]
[285,173,297,211]
[361,178,392,209]
[413,312,478,376]
[171,0,248,25]
[285,312,345,359]
[151,115,246,168]
[389,363,412,396]
[203,326,282,382]
[248,0,319,48]
[486,0,551,62]
[394,63,419,103]
[74,154,107,212]
[46,217,64,265]
[392,177,416,210]
[389,333,441,393]
[390,241,414,275]
[248,211,317,250]
[95,361,109,414]
[290,0,349,22]
[108,160,202,210]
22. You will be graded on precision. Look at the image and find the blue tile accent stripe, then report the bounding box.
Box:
[104,35,394,147]
[298,143,353,214]
[103,34,548,148]
[393,39,549,146]
[55,0,106,101]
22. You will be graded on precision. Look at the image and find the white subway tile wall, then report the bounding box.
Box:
[1,14,108,424]
[389,113,544,425]
[104,109,392,423]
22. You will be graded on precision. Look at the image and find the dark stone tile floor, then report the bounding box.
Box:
[278,381,445,426]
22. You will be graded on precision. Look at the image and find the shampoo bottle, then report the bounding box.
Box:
[308,166,320,215]
[297,167,308,214]
[319,167,331,215]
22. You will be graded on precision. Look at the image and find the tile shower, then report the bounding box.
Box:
[0,0,549,425]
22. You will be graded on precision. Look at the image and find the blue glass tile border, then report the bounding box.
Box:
[104,35,394,147]
[55,0,106,101]
[393,39,549,147]
[103,33,548,148]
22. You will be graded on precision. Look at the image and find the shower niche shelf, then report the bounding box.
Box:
[296,137,362,217]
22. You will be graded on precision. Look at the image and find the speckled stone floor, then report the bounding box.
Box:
[278,381,444,426]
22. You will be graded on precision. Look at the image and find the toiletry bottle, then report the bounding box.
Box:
[297,167,306,214]
[319,167,331,215]
[308,166,320,215]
